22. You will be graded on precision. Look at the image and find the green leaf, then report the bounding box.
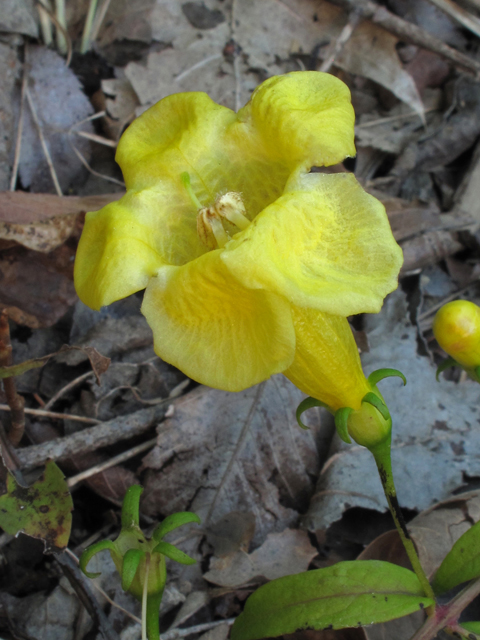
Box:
[121,485,143,529]
[432,519,480,594]
[368,368,407,387]
[0,460,73,552]
[231,561,434,640]
[122,549,145,591]
[153,541,196,565]
[334,407,353,444]
[153,512,201,541]
[296,397,330,430]
[80,539,118,578]
[461,622,480,635]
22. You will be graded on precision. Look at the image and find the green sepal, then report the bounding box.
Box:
[362,392,390,421]
[296,397,331,430]
[121,485,143,529]
[153,512,201,542]
[122,548,145,591]
[80,539,118,578]
[153,541,196,565]
[435,357,458,381]
[334,407,353,444]
[368,368,406,387]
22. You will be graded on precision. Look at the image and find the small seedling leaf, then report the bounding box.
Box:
[432,520,480,594]
[122,548,145,591]
[0,459,73,552]
[153,541,196,565]
[152,512,201,541]
[121,485,143,529]
[80,539,118,578]
[231,560,434,640]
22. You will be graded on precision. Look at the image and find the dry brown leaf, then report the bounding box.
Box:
[0,191,123,224]
[204,528,317,588]
[142,377,325,546]
[400,230,463,273]
[0,245,78,328]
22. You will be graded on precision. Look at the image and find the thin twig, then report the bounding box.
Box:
[356,107,437,129]
[67,438,157,488]
[0,404,100,425]
[319,10,362,72]
[175,54,222,83]
[327,0,480,76]
[44,371,95,411]
[74,130,117,147]
[25,85,63,196]
[426,0,480,39]
[0,312,25,446]
[70,143,125,187]
[10,48,29,192]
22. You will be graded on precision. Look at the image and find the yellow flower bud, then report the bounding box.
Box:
[433,300,480,369]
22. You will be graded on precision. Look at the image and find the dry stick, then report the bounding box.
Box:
[327,0,480,76]
[319,10,362,72]
[15,403,168,469]
[74,130,117,147]
[0,313,25,447]
[67,437,157,488]
[0,404,100,425]
[33,0,72,65]
[9,48,29,192]
[25,85,63,196]
[426,0,480,39]
[163,619,235,640]
[44,371,95,411]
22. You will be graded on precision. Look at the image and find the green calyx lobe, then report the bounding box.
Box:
[295,368,405,450]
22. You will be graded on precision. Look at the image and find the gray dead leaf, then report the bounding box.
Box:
[0,42,21,191]
[0,584,81,640]
[199,623,231,640]
[235,0,423,117]
[206,511,256,557]
[304,289,480,533]
[171,590,210,628]
[204,528,317,588]
[0,0,38,38]
[124,25,233,112]
[142,377,326,546]
[18,46,94,193]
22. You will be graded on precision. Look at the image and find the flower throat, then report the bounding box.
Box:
[181,172,250,250]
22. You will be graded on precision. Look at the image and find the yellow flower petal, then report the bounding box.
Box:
[284,306,370,411]
[75,186,206,309]
[237,71,356,168]
[141,252,296,392]
[222,172,403,316]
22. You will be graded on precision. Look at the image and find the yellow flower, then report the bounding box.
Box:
[74,71,403,421]
[433,300,480,369]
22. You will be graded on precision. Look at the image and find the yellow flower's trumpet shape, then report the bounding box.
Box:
[433,300,480,370]
[74,71,403,424]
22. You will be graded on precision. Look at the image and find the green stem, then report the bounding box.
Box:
[146,589,163,640]
[370,440,436,604]
[81,0,99,54]
[142,554,150,640]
